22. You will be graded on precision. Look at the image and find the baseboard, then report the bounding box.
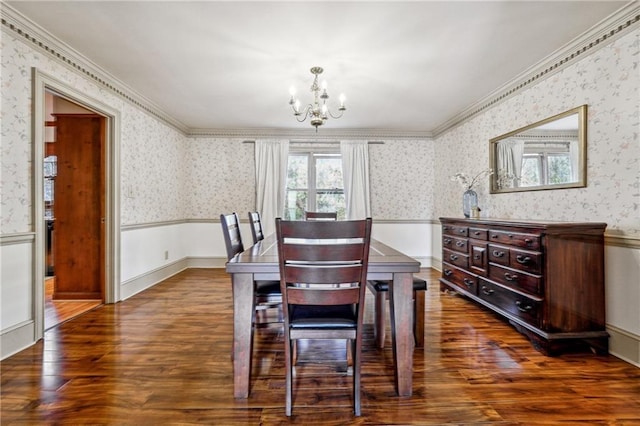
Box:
[120,258,190,300]
[187,256,227,268]
[1,320,35,360]
[608,324,640,367]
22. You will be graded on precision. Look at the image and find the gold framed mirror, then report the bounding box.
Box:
[489,105,587,193]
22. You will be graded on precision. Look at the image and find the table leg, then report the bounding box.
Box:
[389,272,414,396]
[233,272,255,398]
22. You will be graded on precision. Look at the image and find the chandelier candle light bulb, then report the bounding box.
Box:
[289,66,347,131]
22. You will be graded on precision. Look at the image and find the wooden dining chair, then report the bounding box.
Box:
[221,212,281,324]
[276,217,372,416]
[366,277,427,348]
[247,211,265,244]
[304,211,338,220]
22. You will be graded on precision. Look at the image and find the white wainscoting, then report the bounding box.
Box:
[1,235,36,359]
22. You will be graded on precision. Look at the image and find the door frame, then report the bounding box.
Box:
[32,68,120,339]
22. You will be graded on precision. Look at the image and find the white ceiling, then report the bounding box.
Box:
[6,1,629,134]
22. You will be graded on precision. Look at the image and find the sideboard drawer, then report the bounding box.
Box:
[510,248,542,274]
[478,279,541,327]
[443,248,469,269]
[488,244,510,266]
[489,263,542,295]
[468,227,488,241]
[442,263,477,295]
[488,230,540,250]
[443,224,468,238]
[442,235,468,254]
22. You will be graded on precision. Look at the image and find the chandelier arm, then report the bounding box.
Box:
[293,105,313,122]
[327,109,345,120]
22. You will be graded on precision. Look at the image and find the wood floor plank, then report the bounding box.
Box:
[2,268,639,424]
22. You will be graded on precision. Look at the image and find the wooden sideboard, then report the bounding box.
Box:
[439,217,608,355]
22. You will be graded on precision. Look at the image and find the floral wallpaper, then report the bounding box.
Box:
[120,103,188,225]
[435,29,639,237]
[186,138,255,219]
[368,139,434,220]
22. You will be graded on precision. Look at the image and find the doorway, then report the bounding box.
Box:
[43,92,105,329]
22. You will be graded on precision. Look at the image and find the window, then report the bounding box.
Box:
[285,150,345,220]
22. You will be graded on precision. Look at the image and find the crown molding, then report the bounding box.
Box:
[187,127,432,140]
[1,3,190,135]
[433,2,640,138]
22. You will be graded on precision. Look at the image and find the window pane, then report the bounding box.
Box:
[521,156,541,187]
[316,157,343,190]
[285,190,307,220]
[287,155,308,189]
[548,154,571,184]
[317,192,345,219]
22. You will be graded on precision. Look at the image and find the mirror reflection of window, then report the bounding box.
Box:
[520,142,573,187]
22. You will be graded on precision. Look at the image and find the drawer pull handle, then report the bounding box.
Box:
[516,255,531,264]
[463,278,474,288]
[459,229,466,234]
[504,273,518,282]
[450,254,459,261]
[443,226,449,231]
[473,231,481,236]
[481,286,494,296]
[492,250,506,258]
[473,255,480,260]
[443,238,452,245]
[515,301,533,312]
[455,241,465,247]
[491,234,498,239]
[525,238,533,245]
[444,269,453,277]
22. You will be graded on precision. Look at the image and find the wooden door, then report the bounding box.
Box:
[52,114,105,300]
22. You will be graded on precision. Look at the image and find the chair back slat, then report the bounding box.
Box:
[284,264,364,285]
[304,211,338,221]
[248,211,264,244]
[287,287,361,305]
[281,243,365,263]
[220,212,244,260]
[280,219,367,239]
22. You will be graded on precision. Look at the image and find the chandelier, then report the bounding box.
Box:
[288,66,346,131]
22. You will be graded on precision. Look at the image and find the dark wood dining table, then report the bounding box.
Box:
[226,232,421,398]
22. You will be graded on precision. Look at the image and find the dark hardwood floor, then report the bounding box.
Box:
[2,268,639,424]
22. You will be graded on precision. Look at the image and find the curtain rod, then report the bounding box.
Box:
[242,140,384,144]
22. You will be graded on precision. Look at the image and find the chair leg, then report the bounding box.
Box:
[374,291,386,349]
[285,338,293,416]
[414,289,425,347]
[352,339,361,416]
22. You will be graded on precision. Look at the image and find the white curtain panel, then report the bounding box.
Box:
[255,139,289,236]
[340,141,371,220]
[569,139,580,181]
[497,139,524,188]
